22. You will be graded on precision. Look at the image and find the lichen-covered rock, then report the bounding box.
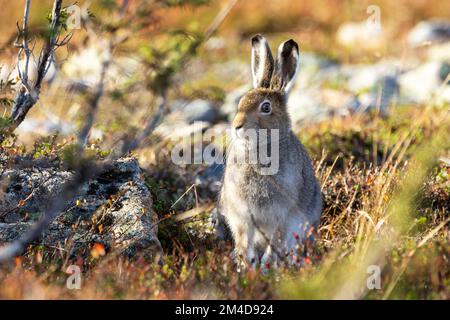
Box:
[0,157,162,258]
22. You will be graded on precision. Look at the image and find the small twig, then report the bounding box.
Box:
[203,0,238,41]
[170,184,196,209]
[5,0,65,139]
[13,1,33,95]
[173,204,214,222]
[19,0,33,92]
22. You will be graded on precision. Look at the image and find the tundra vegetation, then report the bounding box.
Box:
[0,0,448,299]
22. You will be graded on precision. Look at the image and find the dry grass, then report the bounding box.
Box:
[0,102,448,299]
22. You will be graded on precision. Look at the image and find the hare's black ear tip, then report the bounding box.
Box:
[251,34,265,45]
[285,39,299,51]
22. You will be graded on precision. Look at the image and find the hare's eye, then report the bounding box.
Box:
[259,101,272,115]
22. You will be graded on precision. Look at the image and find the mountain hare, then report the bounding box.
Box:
[219,34,322,268]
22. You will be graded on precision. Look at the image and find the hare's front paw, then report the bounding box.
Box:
[232,252,247,273]
[232,249,258,272]
[260,245,280,272]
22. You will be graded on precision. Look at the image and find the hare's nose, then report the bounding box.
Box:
[232,113,245,138]
[232,112,246,129]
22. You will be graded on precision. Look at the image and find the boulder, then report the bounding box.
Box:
[344,62,400,94]
[195,163,224,195]
[183,99,221,124]
[351,75,399,113]
[336,21,385,51]
[399,61,450,104]
[288,88,358,128]
[0,157,162,258]
[407,20,450,47]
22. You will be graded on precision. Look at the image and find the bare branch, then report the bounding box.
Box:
[34,0,62,89]
[2,0,65,141]
[77,41,112,145]
[204,0,238,41]
[122,92,167,154]
[17,0,33,93]
[57,33,74,47]
[122,0,238,154]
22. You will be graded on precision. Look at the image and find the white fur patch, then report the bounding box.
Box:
[251,38,268,88]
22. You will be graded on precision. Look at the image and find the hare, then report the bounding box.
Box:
[219,34,322,268]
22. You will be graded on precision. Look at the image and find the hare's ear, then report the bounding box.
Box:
[271,39,299,94]
[251,34,274,88]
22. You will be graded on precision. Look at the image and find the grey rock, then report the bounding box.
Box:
[212,60,249,83]
[288,88,356,127]
[204,37,226,51]
[0,169,73,215]
[62,44,141,88]
[183,99,221,124]
[0,223,30,242]
[437,86,450,106]
[399,61,450,104]
[17,119,76,136]
[336,21,385,50]
[296,52,337,88]
[211,207,231,241]
[408,20,450,47]
[318,61,401,114]
[288,89,329,125]
[195,163,224,195]
[351,75,399,113]
[155,120,210,141]
[154,99,225,141]
[0,157,162,258]
[339,61,402,93]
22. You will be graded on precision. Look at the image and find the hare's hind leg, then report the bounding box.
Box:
[285,214,308,250]
[260,243,280,271]
[284,214,317,267]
